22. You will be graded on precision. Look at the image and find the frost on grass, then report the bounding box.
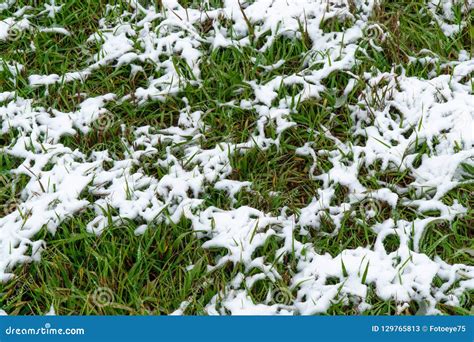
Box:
[0,0,473,314]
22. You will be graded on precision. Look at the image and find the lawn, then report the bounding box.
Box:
[0,0,473,315]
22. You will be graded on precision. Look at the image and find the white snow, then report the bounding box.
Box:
[0,0,473,315]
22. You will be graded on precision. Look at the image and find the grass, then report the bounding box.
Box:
[0,0,473,315]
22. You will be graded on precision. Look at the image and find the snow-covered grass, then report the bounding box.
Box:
[0,0,472,315]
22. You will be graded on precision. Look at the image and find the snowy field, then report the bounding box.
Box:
[0,0,473,315]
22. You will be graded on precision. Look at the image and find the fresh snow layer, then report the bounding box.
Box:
[0,0,473,315]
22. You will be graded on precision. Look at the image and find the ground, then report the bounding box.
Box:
[0,0,473,315]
